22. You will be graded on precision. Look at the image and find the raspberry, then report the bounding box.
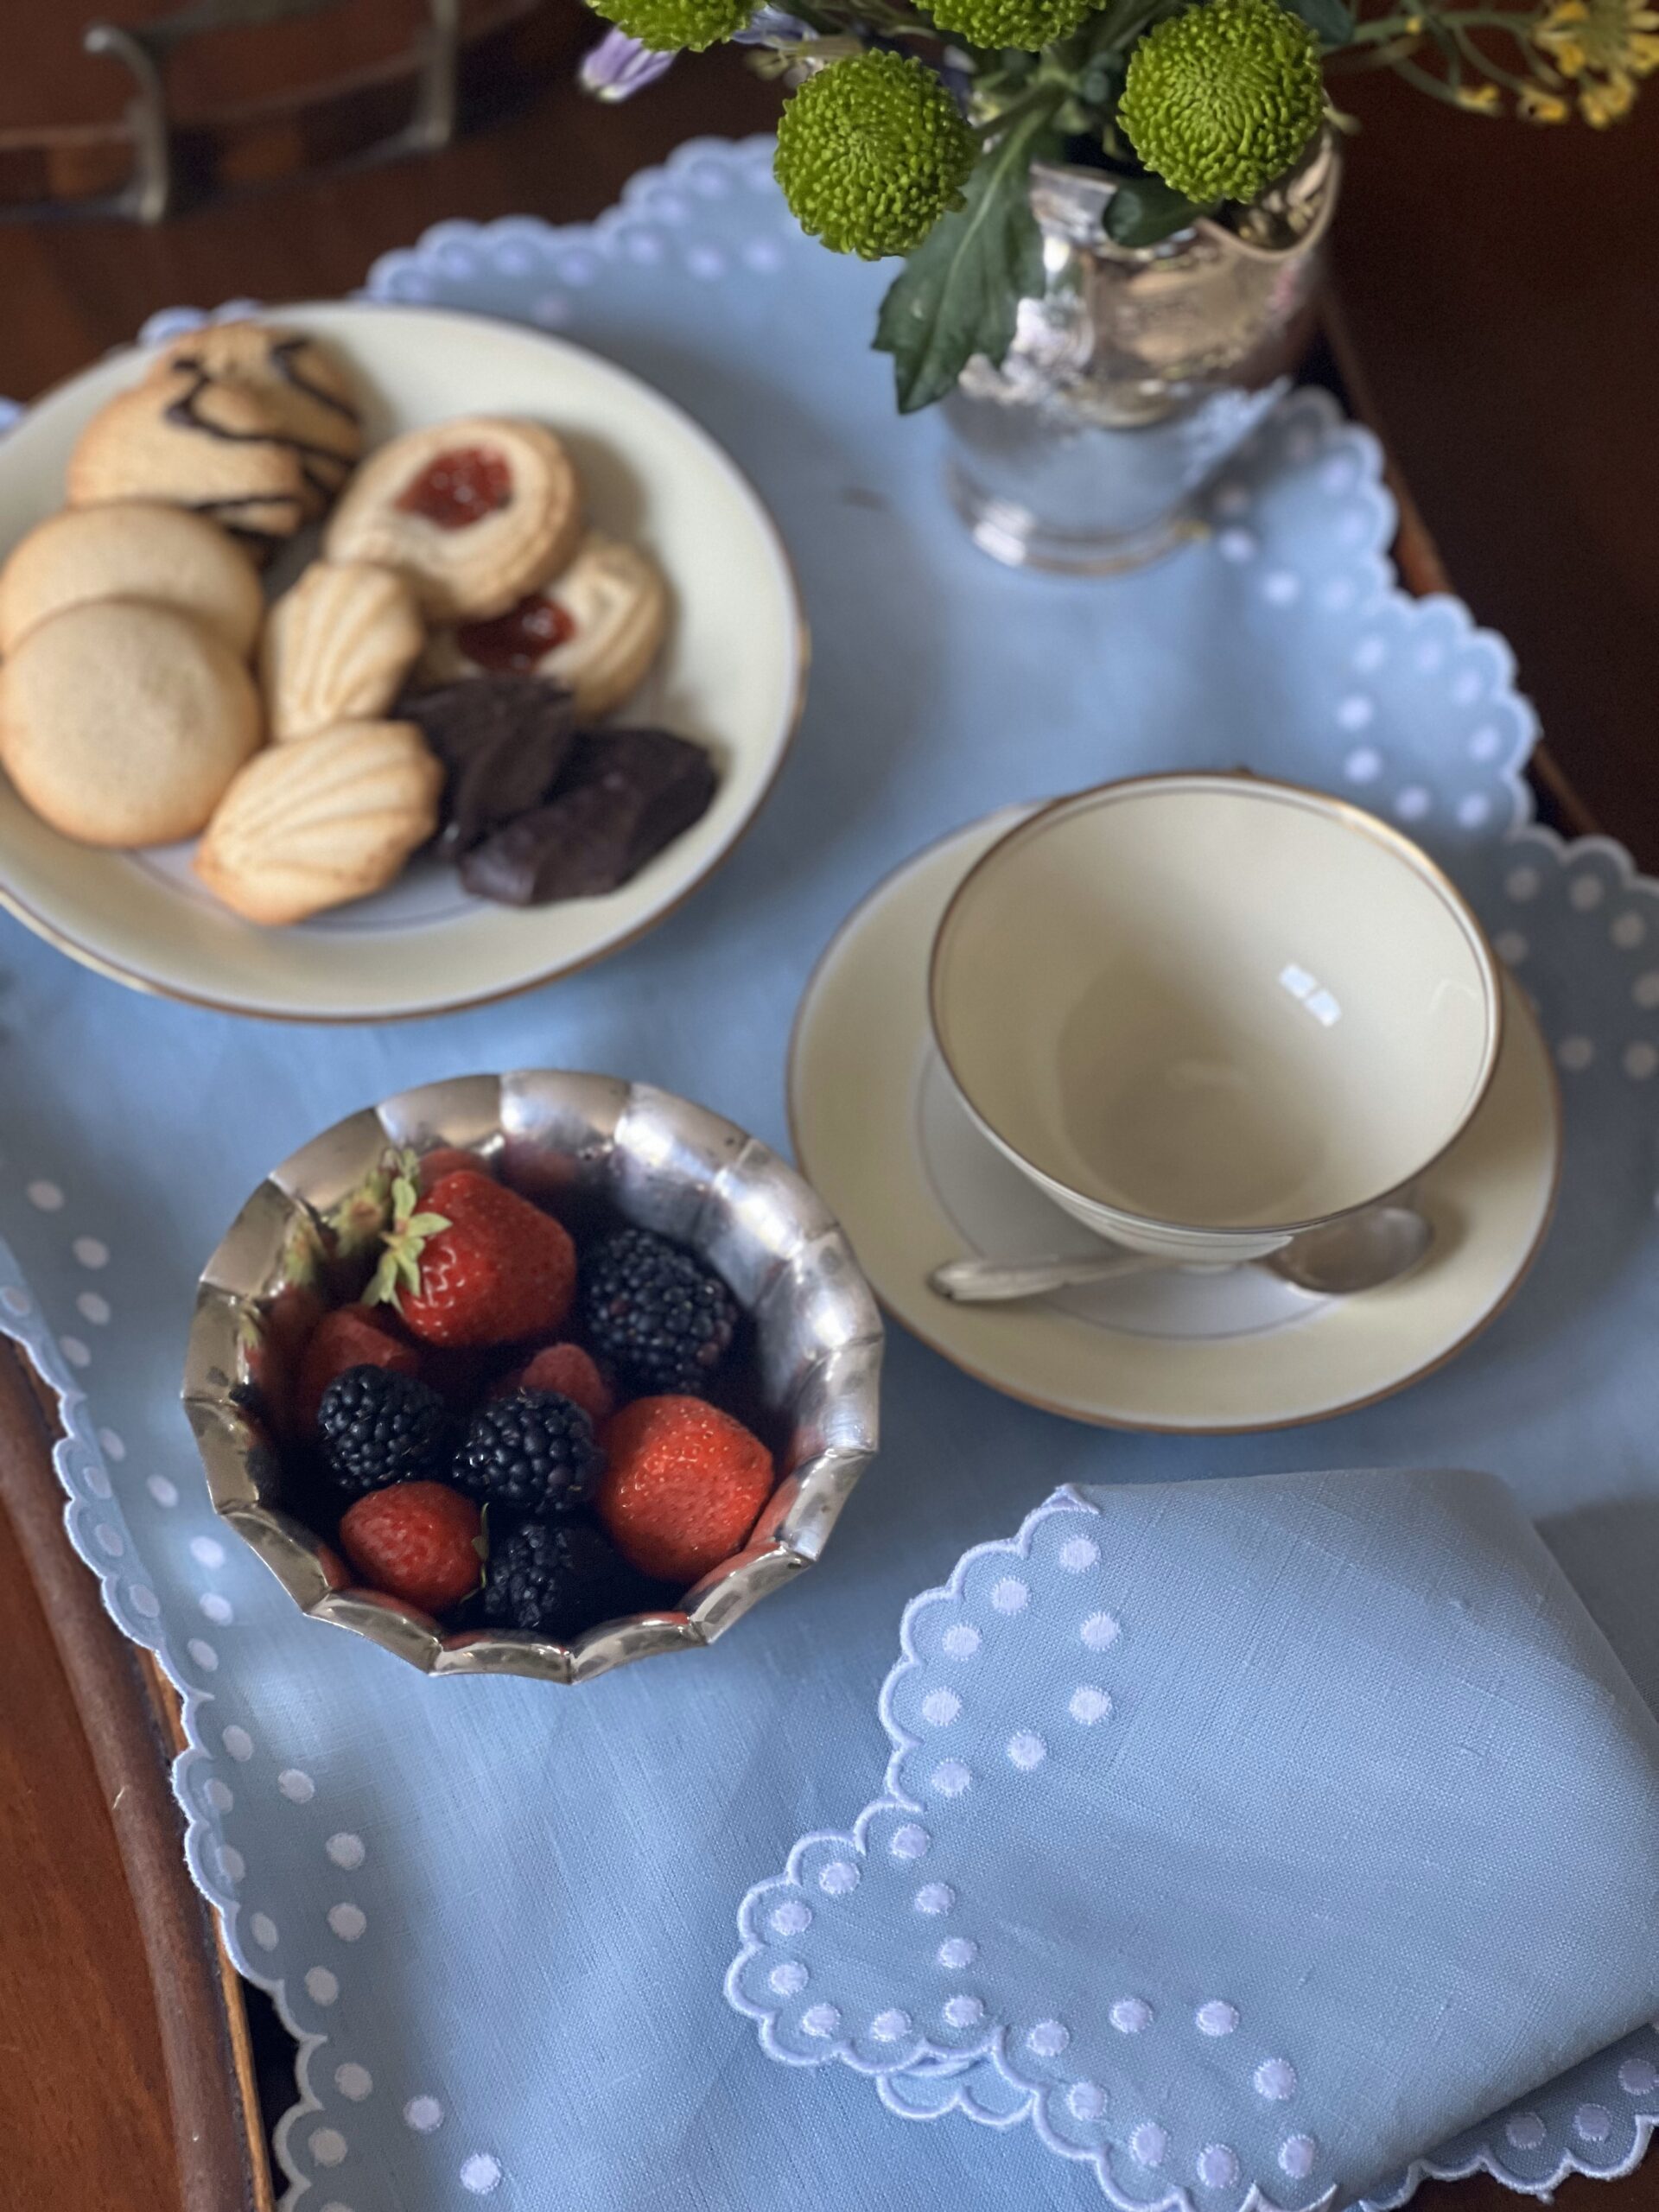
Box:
[495,1343,614,1428]
[481,1519,667,1639]
[296,1305,416,1434]
[582,1227,737,1395]
[340,1481,483,1615]
[452,1389,601,1515]
[317,1366,452,1498]
[596,1395,774,1585]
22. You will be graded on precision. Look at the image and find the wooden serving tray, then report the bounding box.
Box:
[0,329,1617,2212]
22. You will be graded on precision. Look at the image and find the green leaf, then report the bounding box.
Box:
[873,105,1060,416]
[1103,172,1209,245]
[1281,0,1355,44]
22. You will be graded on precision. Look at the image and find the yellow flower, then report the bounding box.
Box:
[1537,0,1659,80]
[1517,80,1572,114]
[1455,78,1502,105]
[1579,67,1637,112]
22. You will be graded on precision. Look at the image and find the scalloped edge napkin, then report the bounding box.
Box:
[728,1471,1659,2211]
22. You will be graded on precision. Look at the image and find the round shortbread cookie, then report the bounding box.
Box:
[0,601,263,848]
[324,416,581,622]
[0,502,264,658]
[152,322,362,518]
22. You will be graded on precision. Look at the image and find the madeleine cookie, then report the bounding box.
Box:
[67,362,308,555]
[324,417,581,622]
[0,601,261,848]
[154,322,361,518]
[261,562,424,744]
[429,531,668,720]
[195,719,442,925]
[0,503,264,659]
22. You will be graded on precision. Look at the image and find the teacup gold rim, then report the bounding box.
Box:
[925,769,1507,1247]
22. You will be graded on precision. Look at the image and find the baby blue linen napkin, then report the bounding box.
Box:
[728,1470,1659,2209]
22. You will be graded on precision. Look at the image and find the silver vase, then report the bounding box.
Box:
[943,136,1340,575]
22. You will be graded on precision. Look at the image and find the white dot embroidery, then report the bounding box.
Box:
[60,1336,91,1368]
[1457,794,1491,830]
[1619,2056,1659,2096]
[99,1429,126,1461]
[1068,2082,1107,2122]
[249,1913,278,1950]
[914,1883,955,1915]
[327,1833,365,1870]
[1574,2104,1614,2143]
[1057,1535,1099,1572]
[205,1778,233,1813]
[1197,2145,1241,2190]
[1336,694,1374,731]
[222,1726,253,1761]
[218,1845,245,1883]
[1007,1732,1046,1770]
[989,1576,1028,1614]
[1344,745,1382,784]
[200,1592,233,1624]
[1110,1998,1154,2034]
[1353,637,1387,674]
[1613,913,1648,950]
[1214,482,1249,518]
[1262,570,1300,607]
[1279,2134,1318,2177]
[1129,2122,1168,2167]
[404,2096,443,2132]
[1570,874,1606,911]
[460,2153,502,2195]
[1505,2113,1546,2151]
[306,1967,340,2005]
[770,1961,809,1997]
[1255,2058,1298,2101]
[1468,724,1503,762]
[1395,785,1431,823]
[1028,2019,1070,2056]
[870,2009,911,2043]
[921,1688,962,1728]
[26,1179,64,1211]
[940,1623,981,1659]
[129,1585,160,1618]
[73,1236,109,1268]
[328,1903,367,1942]
[889,1825,930,1860]
[1558,1035,1595,1071]
[335,2063,372,2101]
[1196,2000,1239,2037]
[1069,1685,1112,1726]
[277,1768,315,1802]
[147,1473,177,1505]
[191,1536,226,1569]
[1625,1044,1658,1081]
[770,1900,811,1936]
[94,1525,124,1555]
[1494,931,1529,964]
[1217,527,1256,563]
[943,1994,983,2028]
[800,2004,841,2038]
[931,1758,971,1797]
[310,2128,347,2167]
[76,1292,111,1325]
[1506,866,1541,901]
[1634,971,1659,1009]
[938,1937,977,1970]
[817,1859,859,1896]
[1080,1611,1121,1650]
[1415,641,1446,673]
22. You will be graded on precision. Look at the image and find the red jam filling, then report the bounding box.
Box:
[456,592,578,671]
[395,445,512,530]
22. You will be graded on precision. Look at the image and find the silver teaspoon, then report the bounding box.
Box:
[929,1204,1433,1304]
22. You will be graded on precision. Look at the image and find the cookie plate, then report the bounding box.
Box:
[0,302,805,1020]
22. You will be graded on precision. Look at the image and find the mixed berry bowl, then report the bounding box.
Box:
[181,1071,883,1683]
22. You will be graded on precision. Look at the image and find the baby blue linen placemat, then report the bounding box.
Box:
[1,136,1656,2212]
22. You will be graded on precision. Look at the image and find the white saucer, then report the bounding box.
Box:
[789,810,1562,1432]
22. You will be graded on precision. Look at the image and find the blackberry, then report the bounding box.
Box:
[482,1519,667,1639]
[453,1389,601,1516]
[582,1227,737,1395]
[317,1366,451,1498]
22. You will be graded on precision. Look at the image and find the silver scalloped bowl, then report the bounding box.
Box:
[182,1072,883,1683]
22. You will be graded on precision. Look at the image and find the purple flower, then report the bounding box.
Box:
[578,28,679,99]
[733,6,811,40]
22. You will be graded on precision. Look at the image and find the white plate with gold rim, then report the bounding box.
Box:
[789,809,1563,1433]
[0,302,805,1022]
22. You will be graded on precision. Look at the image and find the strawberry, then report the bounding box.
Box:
[596,1395,774,1585]
[295,1304,416,1434]
[370,1165,576,1349]
[493,1343,613,1427]
[416,1146,487,1198]
[339,1481,484,1615]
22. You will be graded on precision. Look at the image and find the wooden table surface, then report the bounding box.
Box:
[1,11,1656,2208]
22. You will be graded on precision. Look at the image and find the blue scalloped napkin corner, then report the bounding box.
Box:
[728,1473,1659,2210]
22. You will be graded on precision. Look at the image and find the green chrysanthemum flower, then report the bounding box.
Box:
[775,52,978,259]
[923,0,1103,54]
[1119,0,1325,205]
[588,0,752,52]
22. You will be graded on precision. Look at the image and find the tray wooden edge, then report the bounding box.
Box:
[0,1336,276,2212]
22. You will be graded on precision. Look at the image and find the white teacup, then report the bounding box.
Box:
[928,774,1503,1265]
